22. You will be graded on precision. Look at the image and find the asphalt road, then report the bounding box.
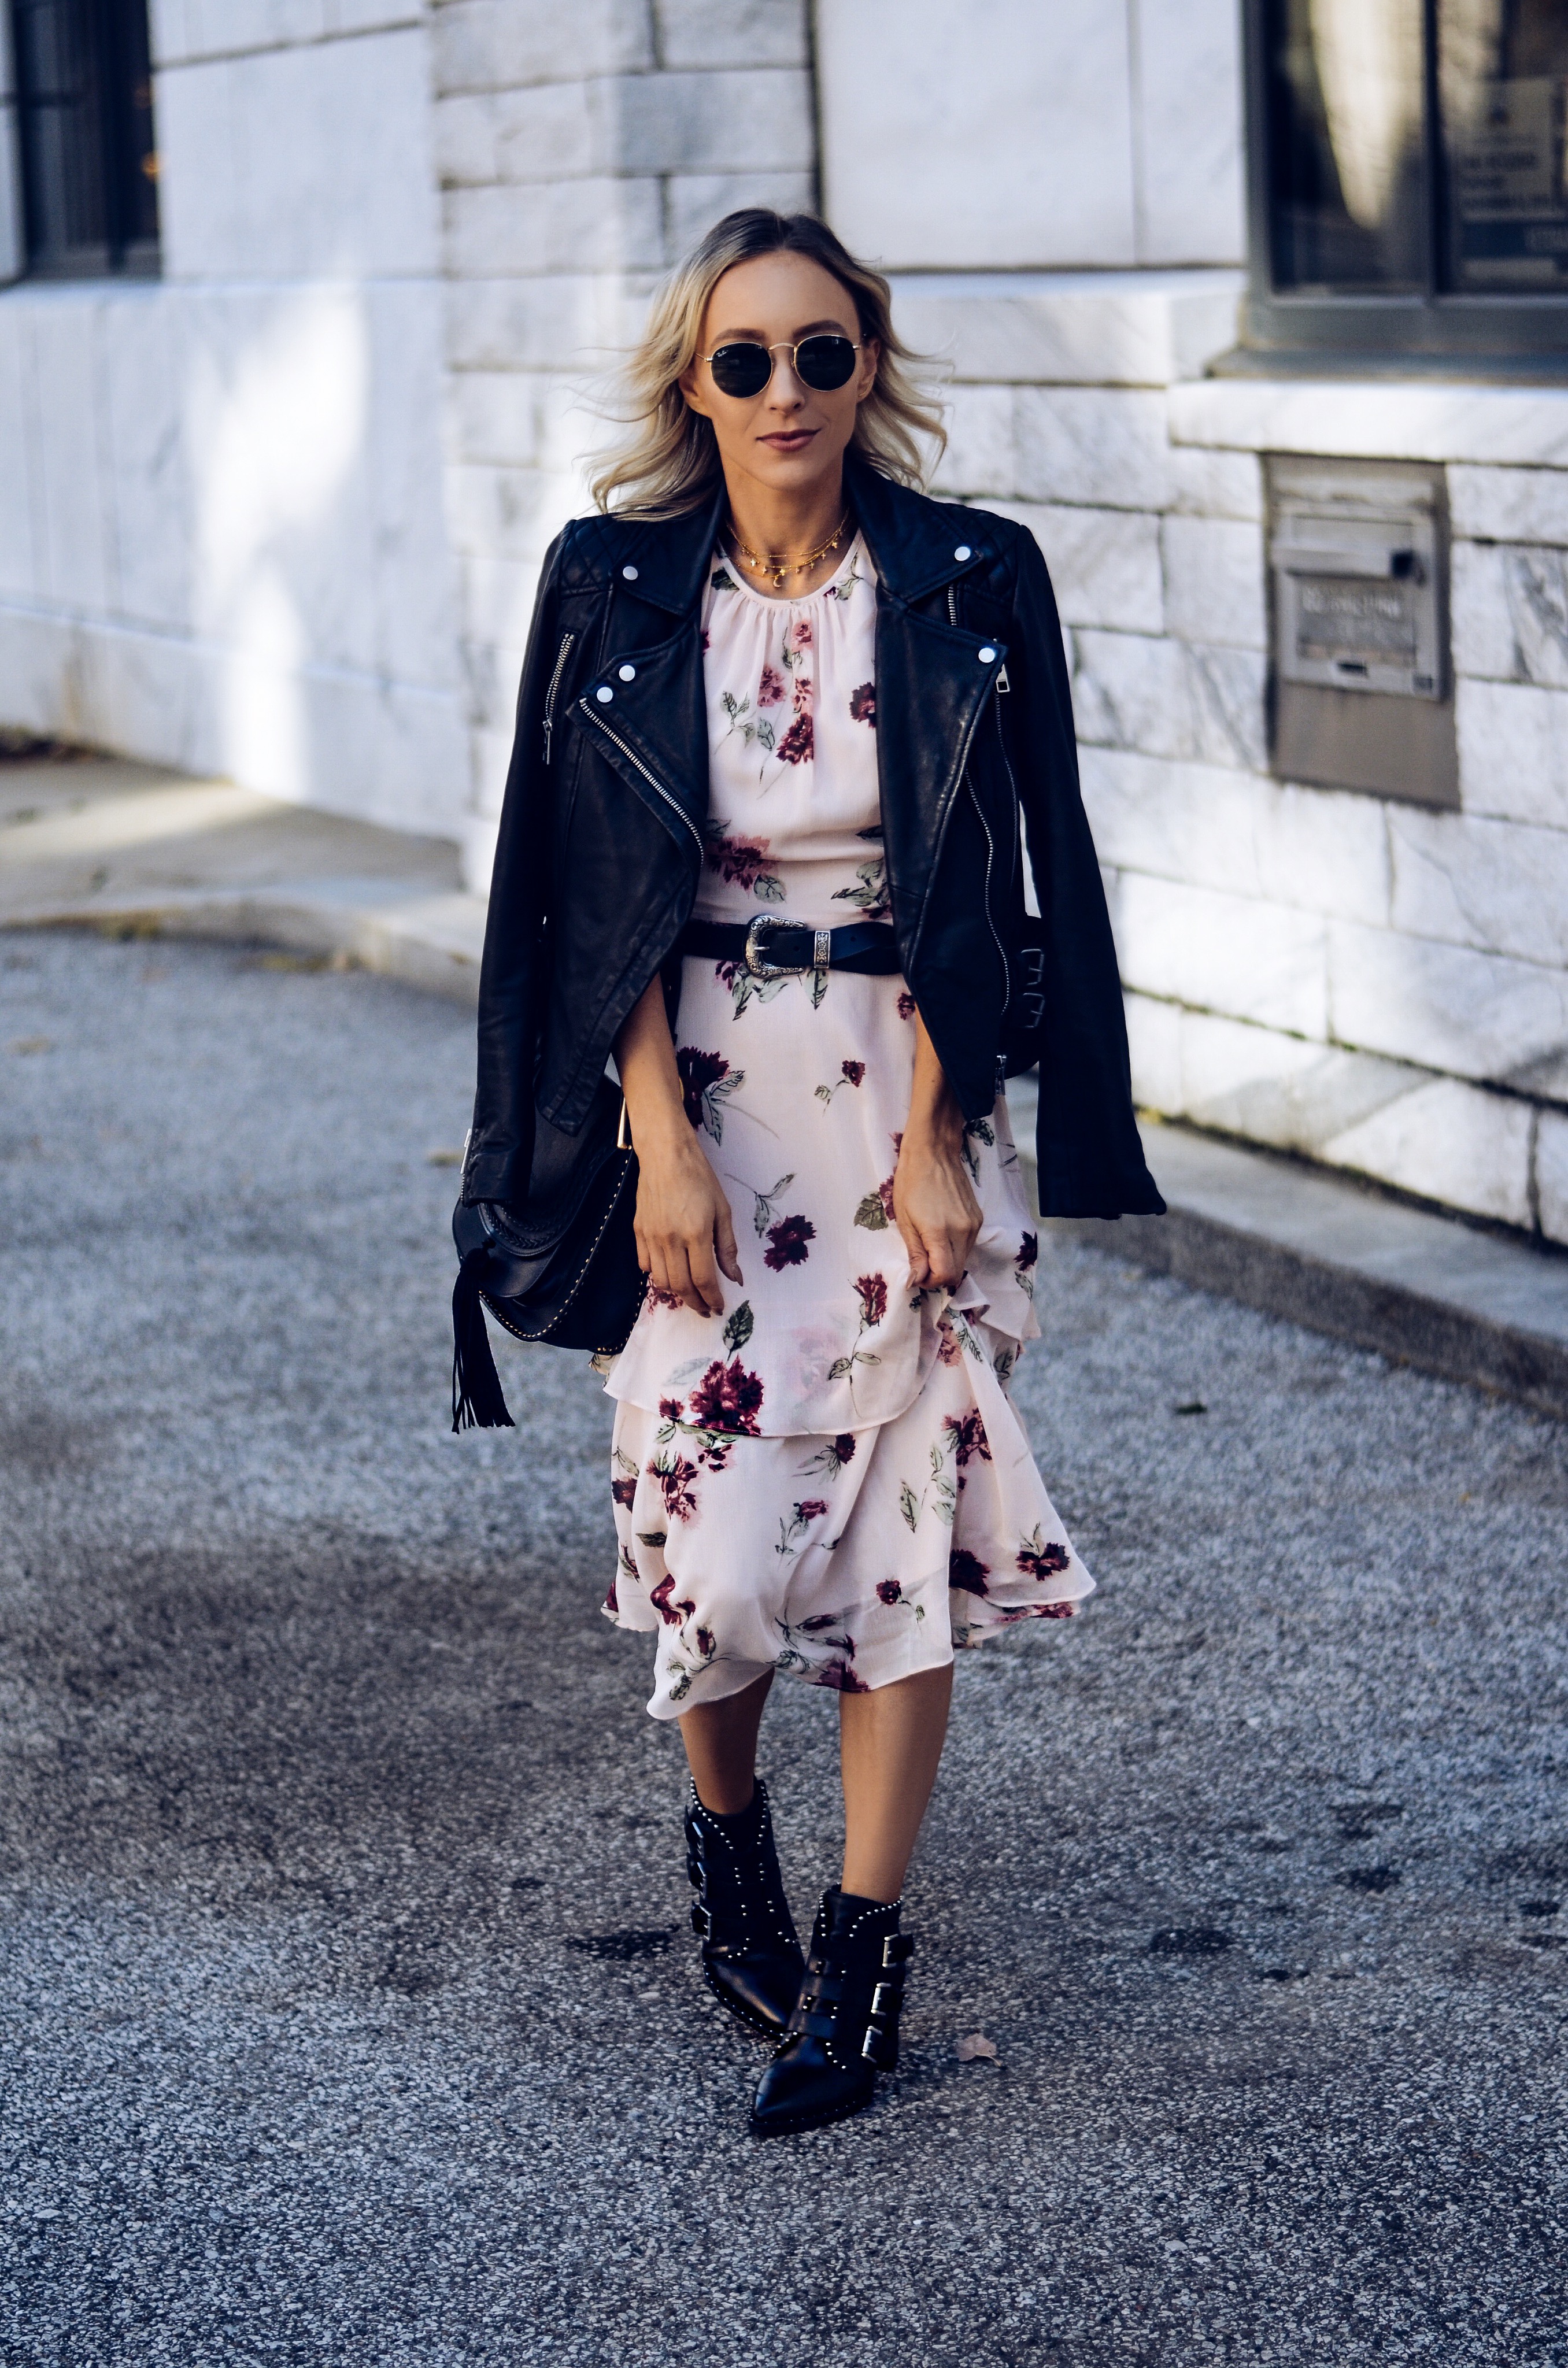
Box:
[2,928,1566,2368]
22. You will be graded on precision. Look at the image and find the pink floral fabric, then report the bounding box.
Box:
[602,538,1092,1718]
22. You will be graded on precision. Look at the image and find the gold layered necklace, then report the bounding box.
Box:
[727,511,852,591]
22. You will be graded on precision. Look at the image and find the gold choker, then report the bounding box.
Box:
[727,512,852,591]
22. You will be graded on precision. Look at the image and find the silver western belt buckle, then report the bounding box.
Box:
[744,915,831,979]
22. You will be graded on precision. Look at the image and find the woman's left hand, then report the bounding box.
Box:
[893,1124,981,1292]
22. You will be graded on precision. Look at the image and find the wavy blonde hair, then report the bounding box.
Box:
[590,210,946,519]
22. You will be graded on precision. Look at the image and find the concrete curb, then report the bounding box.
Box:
[6,885,486,1007]
[1018,1104,1568,1424]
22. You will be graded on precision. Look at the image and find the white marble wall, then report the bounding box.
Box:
[817,0,1244,271]
[0,3,467,835]
[919,288,1568,1246]
[432,0,817,885]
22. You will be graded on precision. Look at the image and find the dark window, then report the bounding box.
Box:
[11,0,159,277]
[1240,0,1568,367]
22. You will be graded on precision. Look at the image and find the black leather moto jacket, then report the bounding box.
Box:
[464,453,1163,1219]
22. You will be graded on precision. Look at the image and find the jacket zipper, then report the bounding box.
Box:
[542,632,575,766]
[578,697,703,855]
[968,776,1011,1022]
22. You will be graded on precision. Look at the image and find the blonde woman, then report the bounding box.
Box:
[463,210,1162,2136]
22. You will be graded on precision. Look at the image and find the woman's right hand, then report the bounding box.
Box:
[614,972,742,1318]
[630,1113,742,1318]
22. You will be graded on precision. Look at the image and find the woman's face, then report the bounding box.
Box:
[680,250,879,505]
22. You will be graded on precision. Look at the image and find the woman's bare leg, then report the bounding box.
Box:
[838,1663,953,1903]
[679,1670,774,1814]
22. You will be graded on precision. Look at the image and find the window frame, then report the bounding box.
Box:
[10,0,159,281]
[1238,0,1568,372]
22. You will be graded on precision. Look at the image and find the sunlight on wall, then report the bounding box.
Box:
[188,289,369,803]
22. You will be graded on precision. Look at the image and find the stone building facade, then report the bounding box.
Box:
[3,0,1568,1248]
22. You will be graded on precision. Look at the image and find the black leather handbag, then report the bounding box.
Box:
[450,1075,645,1430]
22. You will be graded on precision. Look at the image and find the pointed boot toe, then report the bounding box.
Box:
[749,1887,912,2138]
[685,1779,805,2037]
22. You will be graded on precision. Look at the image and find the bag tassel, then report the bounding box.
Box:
[452,1245,515,1432]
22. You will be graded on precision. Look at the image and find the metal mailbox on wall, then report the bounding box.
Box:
[1267,457,1457,808]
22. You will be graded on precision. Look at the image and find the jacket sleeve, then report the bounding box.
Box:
[462,530,568,1207]
[1005,526,1165,1218]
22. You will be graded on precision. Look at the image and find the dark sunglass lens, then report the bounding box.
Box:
[709,343,772,398]
[796,336,857,390]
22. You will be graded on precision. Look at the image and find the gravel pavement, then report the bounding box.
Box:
[2,928,1566,2367]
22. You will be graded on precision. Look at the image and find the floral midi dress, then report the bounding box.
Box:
[602,535,1093,1718]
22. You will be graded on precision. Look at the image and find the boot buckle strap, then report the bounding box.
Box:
[690,1902,712,1937]
[861,2023,896,2067]
[870,1979,901,2020]
[882,1934,914,1967]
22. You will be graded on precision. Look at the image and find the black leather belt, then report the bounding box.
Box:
[677,914,901,979]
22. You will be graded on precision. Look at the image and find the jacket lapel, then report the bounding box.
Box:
[849,460,1009,959]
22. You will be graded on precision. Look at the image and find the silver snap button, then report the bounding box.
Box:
[978,645,997,663]
[617,663,636,682]
[622,564,639,580]
[596,684,613,703]
[954,544,972,563]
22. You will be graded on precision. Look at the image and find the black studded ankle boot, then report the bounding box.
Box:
[749,1886,912,2137]
[683,1778,805,2038]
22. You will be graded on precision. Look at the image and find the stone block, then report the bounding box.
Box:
[1455,539,1568,687]
[462,802,502,893]
[29,298,110,613]
[1123,988,1182,1109]
[1132,0,1246,268]
[1127,993,1430,1156]
[461,550,554,654]
[443,177,664,277]
[447,462,565,561]
[887,270,1243,388]
[1073,633,1265,769]
[157,0,328,61]
[1503,547,1568,687]
[160,32,441,280]
[1114,871,1330,1038]
[434,83,596,186]
[612,69,812,177]
[1456,677,1568,830]
[663,173,815,262]
[443,273,638,371]
[101,290,193,633]
[0,603,69,737]
[655,0,808,70]
[0,304,35,595]
[1167,444,1263,521]
[432,0,653,92]
[1171,375,1568,471]
[447,369,542,468]
[1320,1075,1534,1231]
[1162,514,1265,650]
[1079,746,1390,922]
[1448,464,1568,546]
[183,286,378,669]
[462,638,528,735]
[986,504,1163,633]
[1329,918,1568,1085]
[930,386,1016,502]
[366,284,464,693]
[818,0,1136,271]
[328,0,425,31]
[1388,806,1568,969]
[1537,1111,1568,1246]
[1450,540,1519,682]
[1014,387,1172,512]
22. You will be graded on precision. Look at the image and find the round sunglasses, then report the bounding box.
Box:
[700,335,862,399]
